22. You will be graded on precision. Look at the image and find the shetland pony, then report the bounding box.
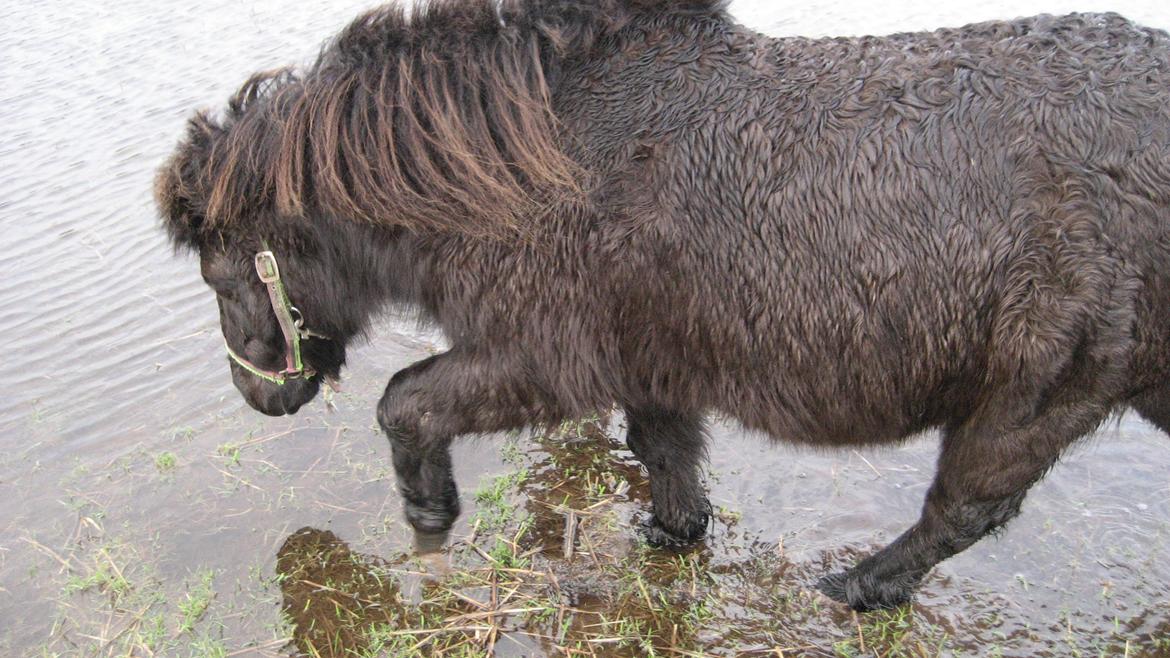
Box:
[157,0,1170,610]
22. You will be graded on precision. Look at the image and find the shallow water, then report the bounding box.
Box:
[1,0,1168,655]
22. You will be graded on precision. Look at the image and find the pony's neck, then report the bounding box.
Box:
[289,219,421,344]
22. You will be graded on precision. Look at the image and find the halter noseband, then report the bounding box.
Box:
[225,249,324,386]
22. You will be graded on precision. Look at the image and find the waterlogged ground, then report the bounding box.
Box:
[2,0,1170,656]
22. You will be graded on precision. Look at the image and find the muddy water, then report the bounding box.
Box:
[1,0,1168,655]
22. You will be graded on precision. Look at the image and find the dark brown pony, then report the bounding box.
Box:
[156,0,1170,611]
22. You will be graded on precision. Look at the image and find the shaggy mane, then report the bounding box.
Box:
[163,0,726,238]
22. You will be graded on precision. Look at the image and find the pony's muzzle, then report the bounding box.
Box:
[229,360,320,416]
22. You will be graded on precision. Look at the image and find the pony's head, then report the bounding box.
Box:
[155,109,345,416]
[154,0,588,417]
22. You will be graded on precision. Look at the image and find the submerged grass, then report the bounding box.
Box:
[268,414,1170,657]
[265,417,975,658]
[21,409,1170,657]
[37,535,238,657]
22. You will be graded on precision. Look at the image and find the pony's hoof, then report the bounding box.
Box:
[637,514,706,549]
[404,500,459,535]
[816,570,914,612]
[412,528,451,555]
[816,571,853,605]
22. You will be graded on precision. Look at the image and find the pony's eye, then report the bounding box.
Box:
[208,278,240,302]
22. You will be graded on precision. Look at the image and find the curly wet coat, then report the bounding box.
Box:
[157,0,1170,610]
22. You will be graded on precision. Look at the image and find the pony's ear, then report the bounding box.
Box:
[155,113,219,249]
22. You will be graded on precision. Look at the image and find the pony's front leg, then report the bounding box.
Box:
[376,350,532,537]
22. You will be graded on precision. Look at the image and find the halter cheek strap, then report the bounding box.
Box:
[225,250,319,386]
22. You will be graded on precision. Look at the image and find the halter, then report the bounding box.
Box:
[225,249,325,385]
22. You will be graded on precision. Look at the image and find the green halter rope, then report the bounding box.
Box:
[225,248,316,386]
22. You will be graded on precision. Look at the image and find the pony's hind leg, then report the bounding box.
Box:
[377,350,536,538]
[818,393,1111,611]
[625,407,711,546]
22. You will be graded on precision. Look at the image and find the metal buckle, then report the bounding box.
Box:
[280,367,314,381]
[255,251,280,283]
